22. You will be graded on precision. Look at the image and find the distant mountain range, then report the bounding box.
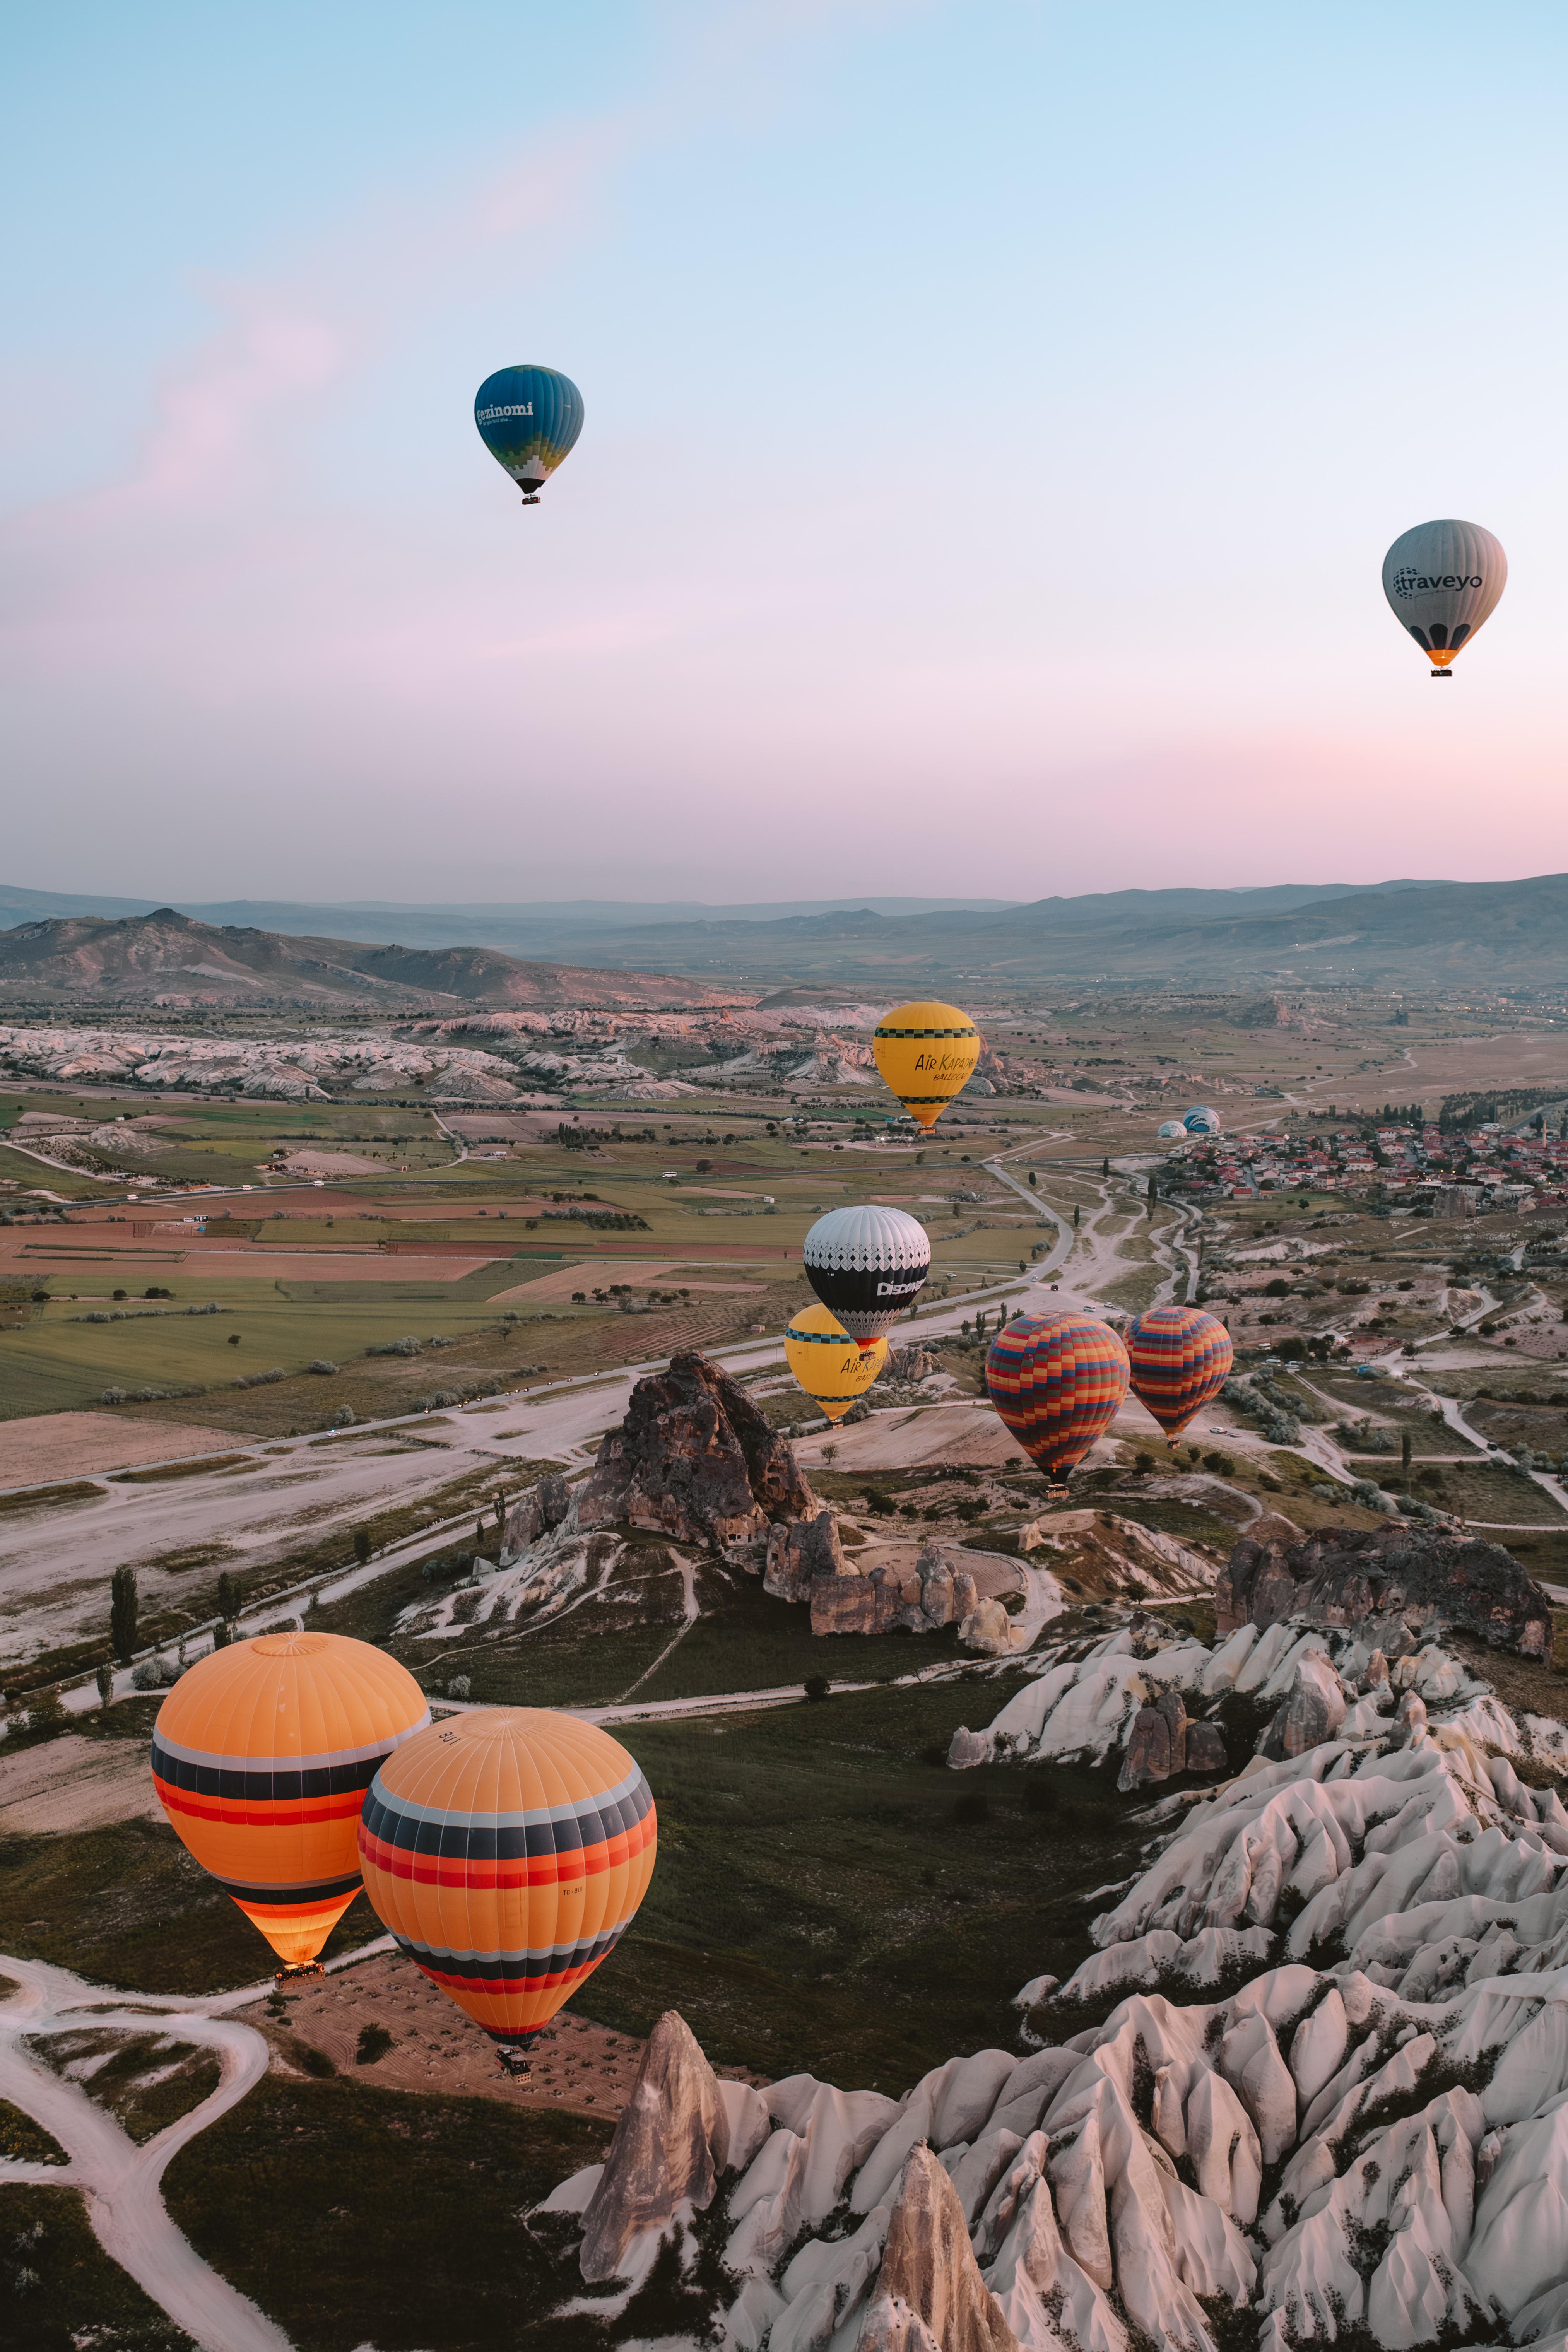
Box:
[0,911,739,1010]
[5,874,1567,991]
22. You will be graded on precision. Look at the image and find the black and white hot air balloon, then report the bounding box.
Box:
[802,1205,931,1350]
[1381,520,1506,677]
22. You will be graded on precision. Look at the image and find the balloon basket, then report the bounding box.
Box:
[1431,669,1452,679]
[521,495,540,506]
[274,1961,325,1985]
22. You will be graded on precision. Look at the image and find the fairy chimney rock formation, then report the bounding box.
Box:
[578,2010,734,2283]
[857,2144,1020,2352]
[576,1350,817,1549]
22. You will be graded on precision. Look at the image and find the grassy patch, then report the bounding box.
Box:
[0,2099,68,2163]
[26,2028,221,2143]
[0,2184,193,2351]
[109,1454,252,1484]
[573,1677,1156,2092]
[0,1815,384,1994]
[163,2077,609,2352]
[0,1480,104,1515]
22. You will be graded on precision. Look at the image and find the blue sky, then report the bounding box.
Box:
[4,2,1566,905]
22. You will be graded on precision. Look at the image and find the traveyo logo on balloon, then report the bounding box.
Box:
[1391,567,1483,600]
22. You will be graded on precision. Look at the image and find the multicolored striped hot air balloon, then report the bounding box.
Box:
[872,1001,980,1130]
[985,1310,1129,1487]
[783,1302,888,1420]
[152,1631,429,1969]
[357,1709,656,2056]
[1126,1305,1233,1443]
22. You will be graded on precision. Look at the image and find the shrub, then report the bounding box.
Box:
[227,1333,241,1345]
[307,1359,338,1376]
[24,1687,66,1740]
[110,1564,139,1663]
[448,1675,472,1699]
[804,1674,831,1702]
[354,1528,372,1565]
[355,2024,394,2066]
[101,1386,127,1405]
[296,2044,336,2079]
[113,1288,127,1301]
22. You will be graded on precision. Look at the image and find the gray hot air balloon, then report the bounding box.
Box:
[1382,519,1506,677]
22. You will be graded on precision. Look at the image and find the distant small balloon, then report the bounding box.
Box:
[1184,1106,1221,1135]
[1382,519,1506,675]
[474,366,584,506]
[872,1002,980,1130]
[1157,1119,1187,1140]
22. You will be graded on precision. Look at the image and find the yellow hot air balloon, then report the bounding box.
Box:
[784,1303,887,1422]
[873,1001,980,1130]
[358,1708,656,2060]
[152,1631,429,1970]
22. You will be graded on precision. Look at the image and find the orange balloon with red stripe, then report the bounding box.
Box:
[357,1708,657,2051]
[152,1631,429,1967]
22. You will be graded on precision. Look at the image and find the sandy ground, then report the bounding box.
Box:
[491,1260,766,1304]
[796,1403,1031,1471]
[255,1950,658,2114]
[0,1410,243,1488]
[0,1732,163,1832]
[277,1150,390,1176]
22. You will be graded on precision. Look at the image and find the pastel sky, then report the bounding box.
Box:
[5,1,1567,907]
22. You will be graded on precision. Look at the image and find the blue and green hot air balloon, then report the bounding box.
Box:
[474,366,583,506]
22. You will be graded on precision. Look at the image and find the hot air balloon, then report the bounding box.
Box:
[152,1631,429,1973]
[1382,520,1506,676]
[357,1708,655,2065]
[1126,1304,1233,1443]
[474,366,584,505]
[803,1205,930,1348]
[1157,1119,1187,1140]
[784,1304,888,1420]
[986,1310,1129,1489]
[1184,1107,1221,1135]
[872,1002,980,1130]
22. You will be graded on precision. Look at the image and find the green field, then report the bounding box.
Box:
[0,2184,191,2352]
[164,2079,609,2352]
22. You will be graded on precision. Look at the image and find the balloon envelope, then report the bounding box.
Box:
[804,1205,930,1345]
[152,1632,429,1966]
[784,1303,887,1420]
[1126,1304,1234,1440]
[872,1002,980,1130]
[474,366,584,499]
[986,1311,1129,1482]
[1382,519,1506,671]
[1157,1119,1187,1139]
[358,1708,656,2049]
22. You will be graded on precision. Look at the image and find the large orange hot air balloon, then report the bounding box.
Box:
[152,1631,429,1969]
[986,1311,1129,1488]
[357,1708,656,2058]
[1125,1304,1233,1443]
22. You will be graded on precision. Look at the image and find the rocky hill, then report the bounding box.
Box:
[0,910,742,1010]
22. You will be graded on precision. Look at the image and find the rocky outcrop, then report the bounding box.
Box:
[809,1542,980,1638]
[858,2147,1019,2352]
[764,1508,844,1601]
[959,1599,1015,1657]
[500,1470,572,1557]
[1184,1719,1229,1774]
[1259,1652,1348,1760]
[1118,1687,1189,1790]
[1216,1524,1553,1659]
[579,2010,744,2282]
[576,1351,816,1549]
